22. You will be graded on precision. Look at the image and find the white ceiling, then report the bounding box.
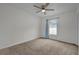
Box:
[2,3,79,17]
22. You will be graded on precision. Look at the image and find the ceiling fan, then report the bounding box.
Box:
[33,3,54,15]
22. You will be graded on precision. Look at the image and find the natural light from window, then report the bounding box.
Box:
[48,19,57,35]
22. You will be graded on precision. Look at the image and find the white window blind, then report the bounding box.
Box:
[48,19,57,35]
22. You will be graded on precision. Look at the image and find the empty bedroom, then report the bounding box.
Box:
[0,3,79,55]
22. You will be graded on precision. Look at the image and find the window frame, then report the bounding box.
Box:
[48,17,59,36]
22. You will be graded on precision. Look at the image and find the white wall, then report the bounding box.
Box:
[78,12,79,46]
[41,10,77,45]
[78,11,79,46]
[0,4,41,49]
[76,6,79,46]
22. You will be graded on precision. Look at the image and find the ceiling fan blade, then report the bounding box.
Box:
[33,5,41,9]
[44,3,49,8]
[44,12,46,15]
[36,10,41,13]
[45,9,54,11]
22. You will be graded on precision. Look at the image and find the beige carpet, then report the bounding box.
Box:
[0,38,78,55]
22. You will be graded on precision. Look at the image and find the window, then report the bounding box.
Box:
[48,19,57,35]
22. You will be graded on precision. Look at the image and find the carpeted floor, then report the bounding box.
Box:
[0,38,78,55]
